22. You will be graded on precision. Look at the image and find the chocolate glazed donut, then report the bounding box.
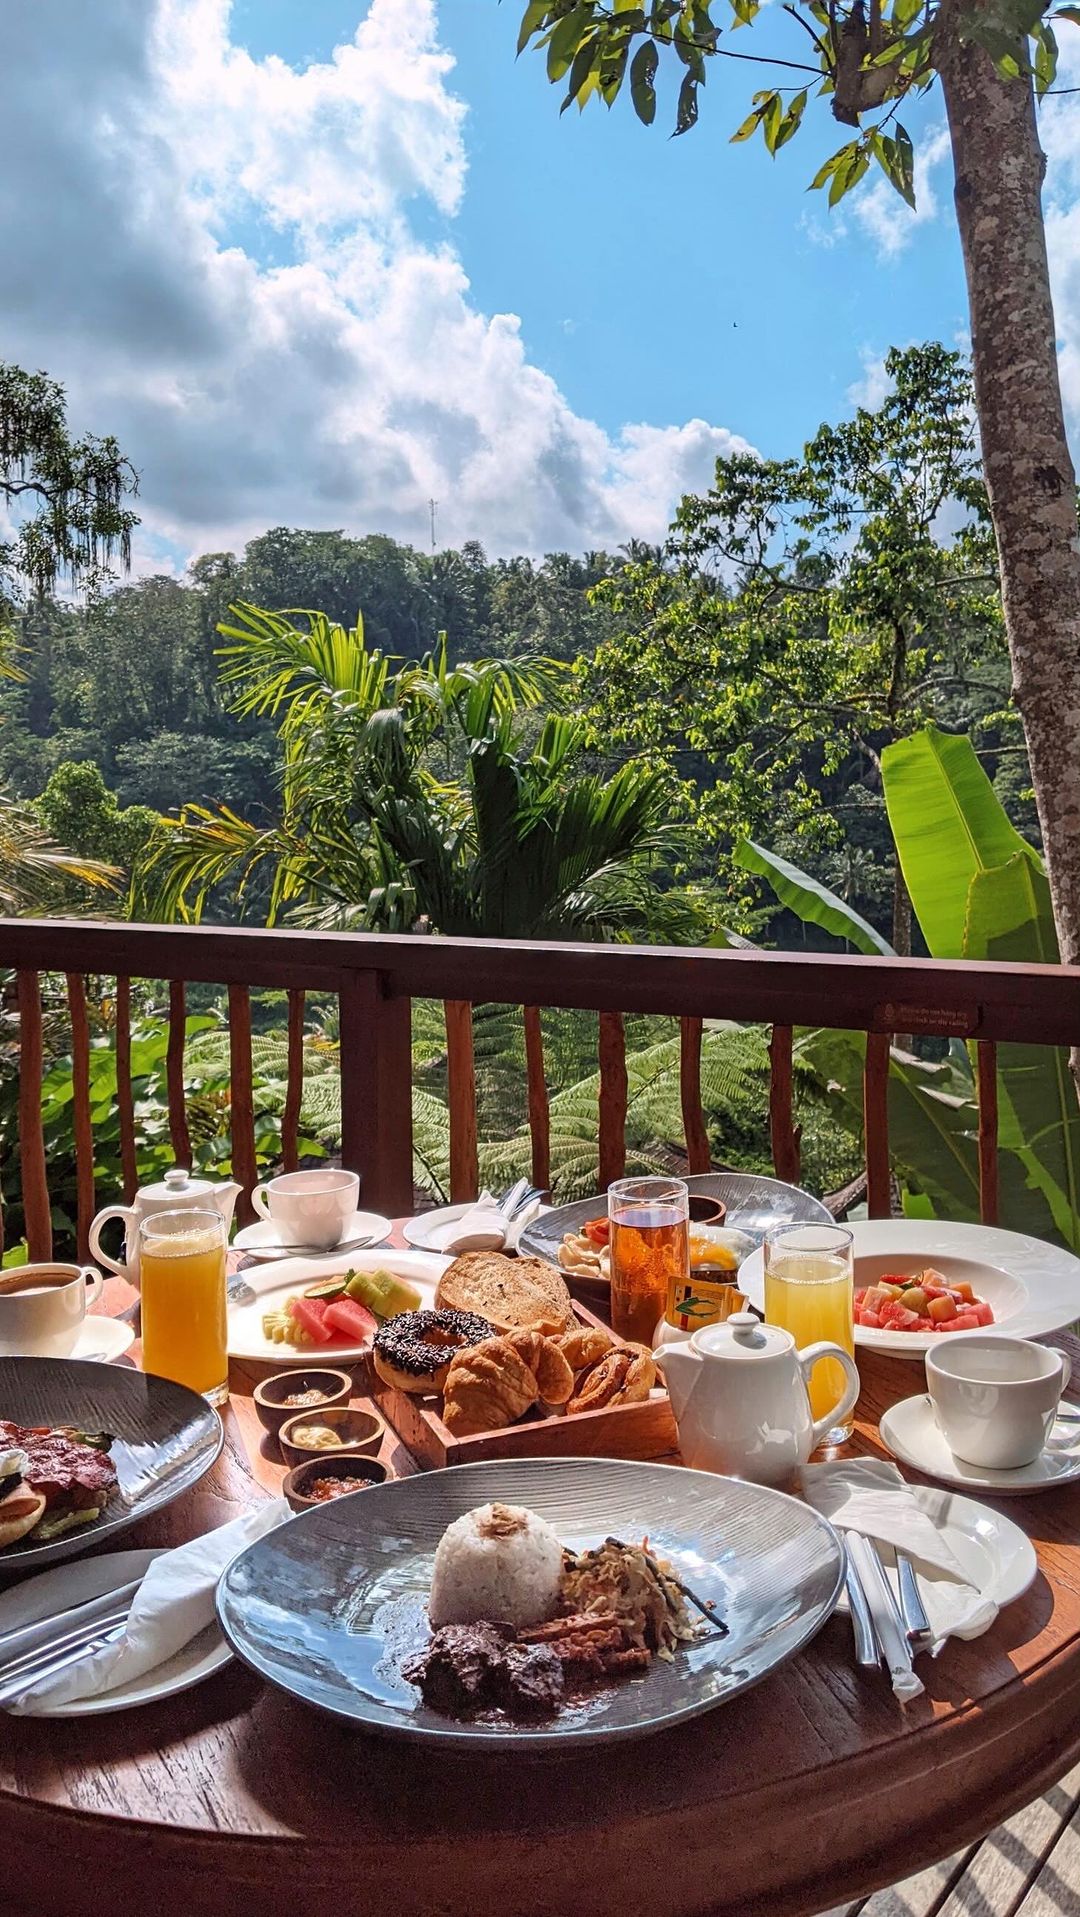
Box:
[373,1309,494,1395]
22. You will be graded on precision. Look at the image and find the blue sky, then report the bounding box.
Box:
[3,0,1074,565]
[232,0,969,456]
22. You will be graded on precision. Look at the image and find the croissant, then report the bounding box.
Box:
[442,1338,538,1435]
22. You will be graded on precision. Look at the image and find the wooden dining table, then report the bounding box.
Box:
[2,1233,1080,1917]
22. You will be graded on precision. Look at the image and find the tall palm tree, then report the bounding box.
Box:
[146,603,702,942]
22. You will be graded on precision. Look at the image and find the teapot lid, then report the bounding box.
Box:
[138,1166,217,1203]
[694,1311,793,1359]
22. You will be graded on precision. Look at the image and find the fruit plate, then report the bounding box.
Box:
[227,1250,449,1365]
[739,1218,1080,1360]
[216,1456,845,1752]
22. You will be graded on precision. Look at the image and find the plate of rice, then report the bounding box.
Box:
[216,1457,845,1750]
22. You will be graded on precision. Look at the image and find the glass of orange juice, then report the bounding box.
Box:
[763,1223,855,1444]
[138,1208,229,1405]
[608,1176,689,1345]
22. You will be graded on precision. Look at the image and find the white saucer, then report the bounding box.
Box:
[73,1316,135,1364]
[402,1203,474,1251]
[879,1393,1080,1494]
[233,1208,391,1259]
[0,1548,230,1716]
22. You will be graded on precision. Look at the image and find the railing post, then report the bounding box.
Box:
[864,1031,892,1219]
[338,970,413,1215]
[65,974,94,1262]
[680,1016,712,1175]
[523,1006,551,1194]
[227,985,258,1226]
[17,971,51,1261]
[768,1025,801,1186]
[598,1011,628,1189]
[444,1000,479,1203]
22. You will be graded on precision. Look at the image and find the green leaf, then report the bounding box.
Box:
[630,40,659,122]
[829,145,868,204]
[882,725,1043,958]
[735,838,896,955]
[546,3,590,82]
[731,103,765,142]
[1055,5,1080,22]
[773,88,808,150]
[809,147,847,190]
[517,1,550,54]
[562,33,601,110]
[674,70,700,134]
[759,91,783,152]
[1034,20,1059,92]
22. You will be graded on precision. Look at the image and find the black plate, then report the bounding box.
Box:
[0,1357,223,1573]
[217,1458,844,1751]
[519,1171,833,1269]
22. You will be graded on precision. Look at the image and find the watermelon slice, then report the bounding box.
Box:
[323,1296,377,1343]
[288,1295,334,1344]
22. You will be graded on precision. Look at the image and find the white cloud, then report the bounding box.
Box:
[849,125,952,259]
[846,348,892,410]
[0,0,751,562]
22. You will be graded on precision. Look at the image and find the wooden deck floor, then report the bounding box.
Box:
[821,1766,1080,1917]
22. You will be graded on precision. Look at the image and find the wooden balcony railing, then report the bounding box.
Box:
[4,917,1080,1262]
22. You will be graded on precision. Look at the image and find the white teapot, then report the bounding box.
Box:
[654,1310,860,1487]
[89,1167,241,1284]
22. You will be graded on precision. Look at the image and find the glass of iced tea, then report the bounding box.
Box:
[763,1222,855,1443]
[138,1208,229,1406]
[608,1176,689,1345]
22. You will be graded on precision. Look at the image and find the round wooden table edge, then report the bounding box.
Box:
[3,1625,1080,1917]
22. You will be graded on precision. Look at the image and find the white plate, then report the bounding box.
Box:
[836,1481,1037,1608]
[233,1209,391,1258]
[73,1316,135,1363]
[227,1249,449,1363]
[402,1204,472,1251]
[0,1548,230,1716]
[740,1218,1080,1359]
[880,1393,1080,1495]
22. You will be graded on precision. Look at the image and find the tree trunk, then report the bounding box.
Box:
[938,11,1080,981]
[891,861,912,957]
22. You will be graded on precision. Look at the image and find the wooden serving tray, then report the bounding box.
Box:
[368,1301,678,1470]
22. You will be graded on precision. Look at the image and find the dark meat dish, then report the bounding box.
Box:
[404,1622,564,1720]
[403,1610,654,1722]
[0,1421,117,1510]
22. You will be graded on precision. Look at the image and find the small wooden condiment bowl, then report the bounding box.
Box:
[283,1453,389,1513]
[253,1368,353,1437]
[687,1195,728,1226]
[278,1404,386,1468]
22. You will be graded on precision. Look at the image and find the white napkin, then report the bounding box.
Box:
[800,1458,998,1658]
[7,1498,290,1714]
[430,1194,546,1256]
[432,1192,507,1254]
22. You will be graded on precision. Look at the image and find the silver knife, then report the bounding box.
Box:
[843,1539,880,1668]
[0,1618,128,1709]
[896,1550,933,1644]
[0,1575,142,1660]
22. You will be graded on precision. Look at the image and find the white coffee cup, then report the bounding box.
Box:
[926,1334,1069,1469]
[250,1169,360,1251]
[0,1264,105,1358]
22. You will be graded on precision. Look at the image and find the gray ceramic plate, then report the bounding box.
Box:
[518,1171,833,1269]
[0,1357,223,1573]
[216,1457,845,1751]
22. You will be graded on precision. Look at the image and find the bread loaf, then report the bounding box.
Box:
[435,1251,574,1337]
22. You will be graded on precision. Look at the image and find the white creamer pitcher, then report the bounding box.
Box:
[88,1167,241,1284]
[654,1310,860,1486]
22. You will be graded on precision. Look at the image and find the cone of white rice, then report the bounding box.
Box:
[428,1502,564,1629]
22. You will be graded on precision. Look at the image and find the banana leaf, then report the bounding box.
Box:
[882,725,1039,959]
[798,1028,982,1219]
[736,840,895,956]
[964,854,1080,1249]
